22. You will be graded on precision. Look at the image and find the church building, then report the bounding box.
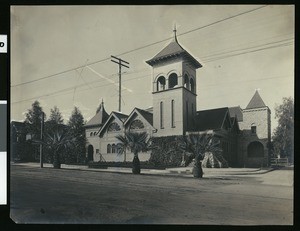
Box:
[85,30,271,168]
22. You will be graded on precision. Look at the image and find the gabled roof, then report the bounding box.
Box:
[85,101,109,128]
[146,36,202,69]
[194,107,230,131]
[98,111,128,136]
[113,111,129,122]
[245,90,266,109]
[124,107,153,127]
[135,108,153,126]
[229,106,243,122]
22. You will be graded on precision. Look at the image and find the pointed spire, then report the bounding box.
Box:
[173,24,178,42]
[246,90,266,109]
[96,98,104,114]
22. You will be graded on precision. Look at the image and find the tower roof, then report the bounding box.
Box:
[85,100,109,128]
[245,90,266,109]
[146,30,202,69]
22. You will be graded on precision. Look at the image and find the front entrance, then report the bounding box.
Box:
[247,141,264,157]
[87,145,94,162]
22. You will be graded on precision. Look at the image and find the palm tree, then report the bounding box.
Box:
[179,133,225,178]
[34,128,76,168]
[116,132,151,174]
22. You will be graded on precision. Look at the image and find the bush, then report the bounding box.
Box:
[149,136,184,167]
[88,161,174,170]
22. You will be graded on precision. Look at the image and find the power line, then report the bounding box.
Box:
[203,41,293,63]
[11,70,291,105]
[200,38,293,60]
[11,5,268,88]
[11,73,151,104]
[199,74,293,89]
[11,39,292,105]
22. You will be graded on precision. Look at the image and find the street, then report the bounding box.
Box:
[10,165,293,224]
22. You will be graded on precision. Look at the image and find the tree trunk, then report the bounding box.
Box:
[192,161,203,178]
[53,151,61,169]
[124,150,127,162]
[132,155,140,174]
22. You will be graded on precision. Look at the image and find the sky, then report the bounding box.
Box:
[10,5,294,133]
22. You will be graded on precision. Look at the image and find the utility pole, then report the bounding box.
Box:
[40,112,44,168]
[111,55,129,112]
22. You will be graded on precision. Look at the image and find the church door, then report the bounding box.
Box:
[87,145,94,162]
[247,141,264,157]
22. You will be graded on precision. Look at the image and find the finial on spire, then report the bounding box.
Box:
[101,98,104,105]
[173,23,178,42]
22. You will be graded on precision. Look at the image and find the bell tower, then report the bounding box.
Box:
[146,28,202,136]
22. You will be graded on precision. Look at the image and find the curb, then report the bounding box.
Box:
[11,162,276,178]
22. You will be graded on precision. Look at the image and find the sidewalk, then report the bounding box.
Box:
[11,162,274,178]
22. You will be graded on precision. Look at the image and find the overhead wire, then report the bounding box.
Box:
[11,5,268,88]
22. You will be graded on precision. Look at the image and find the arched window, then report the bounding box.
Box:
[186,101,189,128]
[160,101,164,129]
[93,132,97,136]
[184,74,189,90]
[130,119,144,130]
[107,144,111,153]
[251,123,257,134]
[112,144,116,153]
[156,76,166,91]
[90,132,93,136]
[108,122,121,132]
[171,100,175,128]
[247,141,264,157]
[168,73,178,89]
[190,78,195,93]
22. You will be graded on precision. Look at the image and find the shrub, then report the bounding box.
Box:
[149,136,184,167]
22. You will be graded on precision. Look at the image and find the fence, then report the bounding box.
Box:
[270,158,289,166]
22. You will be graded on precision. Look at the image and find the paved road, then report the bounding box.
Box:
[10,165,293,224]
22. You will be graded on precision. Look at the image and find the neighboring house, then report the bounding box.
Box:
[85,30,271,167]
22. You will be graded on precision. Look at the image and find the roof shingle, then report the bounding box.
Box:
[194,107,229,131]
[246,91,266,109]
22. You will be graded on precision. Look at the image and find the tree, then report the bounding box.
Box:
[47,106,64,127]
[272,97,294,163]
[44,106,65,163]
[34,127,76,168]
[116,132,152,174]
[179,133,226,178]
[24,100,46,139]
[24,101,46,161]
[67,107,86,164]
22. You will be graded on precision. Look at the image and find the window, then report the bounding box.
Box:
[112,144,116,153]
[190,78,195,93]
[160,101,164,129]
[90,132,93,136]
[251,123,257,134]
[130,119,144,130]
[93,132,97,136]
[157,76,166,91]
[186,101,189,128]
[108,122,121,132]
[168,73,178,88]
[184,74,189,89]
[96,149,99,154]
[107,144,111,153]
[171,100,175,127]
